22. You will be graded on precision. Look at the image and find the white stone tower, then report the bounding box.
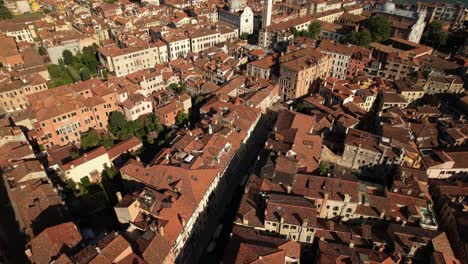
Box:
[263,0,273,28]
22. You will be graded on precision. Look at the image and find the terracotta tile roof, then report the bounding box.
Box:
[27,222,82,264]
[120,159,219,259]
[55,146,108,172]
[5,159,45,183]
[265,194,317,227]
[107,136,142,161]
[291,174,360,203]
[223,225,300,264]
[97,235,132,263]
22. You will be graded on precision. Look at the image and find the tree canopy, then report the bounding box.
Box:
[108,111,163,142]
[63,50,76,65]
[168,83,187,94]
[175,111,189,126]
[47,64,73,88]
[290,22,321,40]
[240,32,249,40]
[347,29,372,47]
[423,21,448,48]
[80,128,102,151]
[365,15,391,43]
[0,1,12,20]
[49,46,100,87]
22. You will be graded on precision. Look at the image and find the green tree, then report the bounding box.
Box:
[175,111,189,126]
[80,176,92,188]
[80,46,99,73]
[101,134,114,149]
[62,50,76,65]
[240,32,249,40]
[65,179,77,190]
[108,111,128,135]
[366,15,391,42]
[47,64,73,88]
[168,83,186,94]
[128,118,145,139]
[70,149,80,159]
[80,67,91,81]
[423,21,448,48]
[144,113,163,134]
[38,46,47,56]
[0,3,12,20]
[319,163,330,176]
[290,27,299,37]
[347,29,372,47]
[66,65,80,82]
[307,22,321,40]
[80,128,102,150]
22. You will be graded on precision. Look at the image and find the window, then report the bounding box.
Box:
[333,206,339,211]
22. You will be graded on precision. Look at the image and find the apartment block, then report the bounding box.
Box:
[154,93,191,127]
[98,42,168,77]
[189,28,221,53]
[0,35,24,70]
[153,29,191,61]
[424,75,464,95]
[421,150,468,180]
[394,79,425,104]
[341,128,403,170]
[114,97,261,263]
[0,74,48,112]
[28,79,120,148]
[0,22,34,43]
[278,47,331,100]
[318,39,354,80]
[125,68,166,96]
[122,94,153,121]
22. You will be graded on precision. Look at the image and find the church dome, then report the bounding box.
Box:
[382,1,396,13]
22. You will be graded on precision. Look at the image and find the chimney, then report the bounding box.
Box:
[349,241,355,248]
[208,124,213,135]
[116,192,122,201]
[95,247,101,253]
[302,218,308,227]
[379,244,386,252]
[286,185,292,194]
[24,248,32,258]
[179,214,186,227]
[380,209,386,219]
[344,194,351,203]
[159,225,164,236]
[280,216,284,223]
[136,156,140,162]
